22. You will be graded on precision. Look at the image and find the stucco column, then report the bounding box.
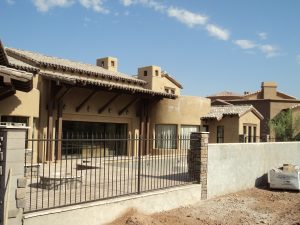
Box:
[189,132,209,200]
[0,125,28,225]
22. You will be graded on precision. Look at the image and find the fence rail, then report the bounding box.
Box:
[24,135,197,213]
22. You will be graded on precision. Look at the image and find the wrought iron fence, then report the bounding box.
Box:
[24,134,197,213]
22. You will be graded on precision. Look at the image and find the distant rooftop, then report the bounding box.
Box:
[202,105,264,121]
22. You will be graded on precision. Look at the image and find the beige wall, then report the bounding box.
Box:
[150,96,210,135]
[239,112,261,137]
[203,111,261,143]
[203,117,239,143]
[137,66,181,95]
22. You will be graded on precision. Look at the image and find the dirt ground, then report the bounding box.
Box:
[108,188,300,225]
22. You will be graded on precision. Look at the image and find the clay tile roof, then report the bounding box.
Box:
[0,65,33,82]
[208,91,242,97]
[0,41,9,66]
[40,70,176,98]
[161,72,183,89]
[201,105,264,121]
[5,48,146,85]
[7,56,39,73]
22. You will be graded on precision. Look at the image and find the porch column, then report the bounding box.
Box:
[46,100,54,161]
[55,101,63,160]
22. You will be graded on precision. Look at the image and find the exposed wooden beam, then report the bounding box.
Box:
[76,90,97,112]
[0,86,16,101]
[118,97,139,115]
[98,93,120,114]
[56,86,72,102]
[3,75,12,85]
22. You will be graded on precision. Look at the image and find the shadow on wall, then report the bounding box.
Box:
[255,173,268,187]
[0,95,22,114]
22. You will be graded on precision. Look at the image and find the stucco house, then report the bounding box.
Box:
[201,105,264,143]
[0,40,211,162]
[207,82,300,140]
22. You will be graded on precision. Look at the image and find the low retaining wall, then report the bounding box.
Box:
[207,142,300,198]
[24,184,201,225]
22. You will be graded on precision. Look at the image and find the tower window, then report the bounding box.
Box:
[101,61,105,67]
[144,71,148,76]
[155,70,159,76]
[111,61,115,67]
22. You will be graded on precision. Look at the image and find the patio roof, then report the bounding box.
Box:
[6,47,146,85]
[5,47,177,99]
[202,105,264,121]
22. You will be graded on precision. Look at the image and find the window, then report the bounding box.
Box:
[101,61,105,67]
[155,70,159,76]
[164,88,169,93]
[111,60,115,67]
[0,115,29,125]
[243,124,257,143]
[202,125,209,132]
[248,126,252,143]
[170,89,175,94]
[144,70,148,76]
[180,125,199,149]
[253,127,257,142]
[62,121,128,156]
[180,125,199,137]
[217,126,224,143]
[155,124,177,149]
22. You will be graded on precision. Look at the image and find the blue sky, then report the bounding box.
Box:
[1,0,300,98]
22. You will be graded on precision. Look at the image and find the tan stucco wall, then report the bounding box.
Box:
[137,66,181,95]
[239,112,261,137]
[0,89,40,118]
[203,117,239,143]
[151,96,210,125]
[203,111,261,143]
[150,96,211,135]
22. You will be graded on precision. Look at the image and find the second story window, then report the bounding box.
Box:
[217,126,224,143]
[144,70,148,76]
[111,60,115,67]
[155,70,159,76]
[101,61,105,67]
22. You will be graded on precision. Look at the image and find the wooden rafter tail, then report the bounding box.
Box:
[118,97,139,115]
[76,90,97,112]
[98,93,120,114]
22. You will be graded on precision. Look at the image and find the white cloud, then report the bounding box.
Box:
[206,24,230,41]
[79,0,109,13]
[120,0,165,12]
[297,54,300,64]
[259,44,279,58]
[120,0,134,6]
[32,0,74,12]
[167,7,207,28]
[258,32,268,40]
[234,40,256,49]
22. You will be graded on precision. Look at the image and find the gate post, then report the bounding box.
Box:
[189,132,209,200]
[0,123,28,225]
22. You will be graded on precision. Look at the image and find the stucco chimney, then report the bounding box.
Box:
[137,65,162,91]
[261,81,277,99]
[96,57,118,72]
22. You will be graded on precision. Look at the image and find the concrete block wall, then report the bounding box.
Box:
[207,142,300,199]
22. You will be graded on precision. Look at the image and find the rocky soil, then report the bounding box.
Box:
[108,188,300,225]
